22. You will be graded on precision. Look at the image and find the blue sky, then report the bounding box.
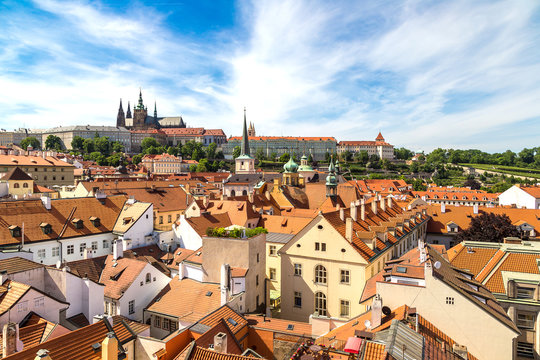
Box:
[1,0,539,152]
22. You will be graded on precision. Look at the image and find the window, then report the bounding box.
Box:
[91,241,98,250]
[517,287,535,300]
[67,245,74,255]
[37,249,46,259]
[294,264,302,276]
[80,243,86,253]
[315,242,326,251]
[34,296,44,308]
[256,275,259,286]
[517,313,535,329]
[340,300,350,317]
[340,270,350,284]
[18,301,28,313]
[52,247,59,257]
[23,183,28,188]
[128,300,135,315]
[103,240,109,249]
[146,273,151,284]
[269,245,277,256]
[315,292,327,316]
[517,342,535,358]
[269,268,276,280]
[159,216,163,224]
[170,321,178,332]
[315,265,327,284]
[321,243,326,251]
[445,297,454,305]
[257,253,260,263]
[294,292,302,307]
[13,183,19,188]
[168,215,172,223]
[163,318,170,331]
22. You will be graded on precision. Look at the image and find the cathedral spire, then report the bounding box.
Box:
[137,88,144,110]
[126,101,132,118]
[116,99,125,127]
[154,101,158,119]
[241,107,250,157]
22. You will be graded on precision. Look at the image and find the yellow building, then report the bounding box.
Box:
[1,167,34,197]
[279,197,429,323]
[0,152,74,187]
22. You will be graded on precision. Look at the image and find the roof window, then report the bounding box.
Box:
[287,324,294,331]
[8,225,21,238]
[40,223,52,235]
[396,266,407,273]
[227,318,238,326]
[72,218,83,229]
[89,216,100,227]
[206,291,213,296]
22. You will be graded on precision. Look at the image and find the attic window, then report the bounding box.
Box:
[40,223,52,235]
[89,217,100,227]
[72,218,83,229]
[227,318,238,326]
[281,218,288,227]
[396,266,407,273]
[206,291,213,296]
[8,225,21,237]
[123,217,133,225]
[287,324,294,331]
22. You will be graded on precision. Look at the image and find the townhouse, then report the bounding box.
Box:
[0,152,74,187]
[141,153,182,175]
[499,184,540,209]
[279,196,429,323]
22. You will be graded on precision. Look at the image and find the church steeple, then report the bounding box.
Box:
[116,99,125,127]
[326,155,338,197]
[241,107,250,157]
[126,101,132,118]
[136,88,144,110]
[154,101,158,119]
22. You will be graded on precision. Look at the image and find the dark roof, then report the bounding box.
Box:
[2,167,33,181]
[0,257,44,274]
[224,173,280,185]
[65,256,107,283]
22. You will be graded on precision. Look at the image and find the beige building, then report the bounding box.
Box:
[0,152,74,187]
[337,132,394,160]
[41,125,132,152]
[130,128,167,153]
[141,153,182,174]
[0,128,43,147]
[449,239,540,359]
[279,197,429,323]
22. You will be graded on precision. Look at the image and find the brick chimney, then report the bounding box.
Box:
[34,349,52,360]
[345,218,353,243]
[214,332,227,353]
[350,202,357,222]
[371,198,378,215]
[2,323,22,357]
[371,294,382,328]
[381,197,386,212]
[101,332,118,360]
[360,199,366,221]
[387,196,393,209]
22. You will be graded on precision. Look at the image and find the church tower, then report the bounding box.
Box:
[235,107,256,174]
[326,156,338,197]
[126,101,132,119]
[116,99,125,128]
[133,88,148,129]
[248,122,256,137]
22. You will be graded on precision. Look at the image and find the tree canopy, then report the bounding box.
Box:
[20,137,41,150]
[45,135,63,151]
[455,211,520,243]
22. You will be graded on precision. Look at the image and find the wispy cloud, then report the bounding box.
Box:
[0,0,538,151]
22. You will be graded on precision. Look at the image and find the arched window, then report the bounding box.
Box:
[315,292,327,316]
[146,273,151,283]
[230,190,236,197]
[314,265,327,284]
[13,183,20,188]
[23,183,28,188]
[242,190,247,196]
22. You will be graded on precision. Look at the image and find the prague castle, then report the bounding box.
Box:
[116,89,186,130]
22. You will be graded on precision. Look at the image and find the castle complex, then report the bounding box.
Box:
[116,89,186,130]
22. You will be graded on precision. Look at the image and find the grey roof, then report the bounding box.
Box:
[44,125,130,133]
[224,173,281,185]
[158,117,185,127]
[374,320,424,360]
[266,233,294,244]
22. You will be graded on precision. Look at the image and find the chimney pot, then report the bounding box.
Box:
[214,332,228,353]
[339,208,345,222]
[350,202,357,222]
[345,218,353,243]
[101,332,118,360]
[371,294,382,328]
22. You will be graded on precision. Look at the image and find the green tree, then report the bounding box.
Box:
[232,146,241,159]
[20,137,41,150]
[83,139,94,153]
[189,164,197,172]
[106,153,123,167]
[307,154,313,163]
[132,154,143,165]
[215,150,225,159]
[141,137,160,152]
[167,146,179,156]
[192,148,202,161]
[89,151,106,165]
[206,143,217,159]
[45,135,63,151]
[279,153,290,163]
[325,152,331,162]
[355,150,369,165]
[411,179,427,191]
[196,158,209,172]
[255,148,266,161]
[519,148,535,164]
[94,136,111,156]
[410,161,419,173]
[111,141,124,153]
[394,147,414,160]
[341,151,353,162]
[218,160,226,170]
[455,212,520,243]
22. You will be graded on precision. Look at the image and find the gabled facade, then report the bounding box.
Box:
[499,184,540,209]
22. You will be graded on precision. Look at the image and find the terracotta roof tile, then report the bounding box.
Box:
[484,252,540,294]
[0,257,44,274]
[245,315,312,335]
[100,255,149,299]
[197,305,247,335]
[177,345,255,360]
[186,213,233,237]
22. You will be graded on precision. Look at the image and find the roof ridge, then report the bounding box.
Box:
[476,250,508,283]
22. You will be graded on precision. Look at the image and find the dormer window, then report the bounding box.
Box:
[40,223,52,235]
[89,216,101,227]
[8,225,21,237]
[123,217,132,225]
[72,218,83,229]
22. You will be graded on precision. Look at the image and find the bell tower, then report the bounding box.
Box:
[116,99,125,128]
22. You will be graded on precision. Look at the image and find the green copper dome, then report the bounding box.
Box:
[326,157,337,186]
[283,157,299,173]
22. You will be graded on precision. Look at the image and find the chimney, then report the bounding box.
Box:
[41,195,51,210]
[113,239,123,260]
[473,204,478,214]
[0,270,7,285]
[336,203,340,211]
[387,196,393,209]
[101,332,118,360]
[345,218,353,243]
[265,191,271,201]
[371,237,377,250]
[350,202,357,221]
[248,192,253,203]
[371,294,382,328]
[371,198,378,215]
[441,203,446,213]
[339,208,345,222]
[84,247,93,260]
[34,349,52,360]
[2,323,22,357]
[178,262,184,280]
[381,197,386,212]
[361,200,366,221]
[452,344,468,360]
[214,332,227,353]
[220,264,230,306]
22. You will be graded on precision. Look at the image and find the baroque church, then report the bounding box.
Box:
[116,89,186,130]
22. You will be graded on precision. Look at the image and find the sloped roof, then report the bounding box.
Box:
[102,186,188,212]
[65,256,108,283]
[2,167,32,181]
[257,215,311,234]
[112,201,152,234]
[185,213,233,237]
[100,255,149,300]
[0,257,44,274]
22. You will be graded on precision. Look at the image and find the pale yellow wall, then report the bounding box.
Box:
[377,265,518,360]
[154,209,183,231]
[280,216,368,322]
[8,179,33,196]
[0,165,74,187]
[266,242,283,293]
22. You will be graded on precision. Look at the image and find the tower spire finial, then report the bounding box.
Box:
[241,107,250,157]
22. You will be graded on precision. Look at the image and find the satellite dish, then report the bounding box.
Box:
[364,320,371,329]
[434,261,441,269]
[382,306,391,316]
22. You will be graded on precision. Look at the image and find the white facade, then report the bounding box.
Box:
[172,215,203,250]
[0,287,67,326]
[117,204,155,250]
[499,185,540,209]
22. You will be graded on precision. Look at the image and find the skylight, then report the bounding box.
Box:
[396,266,407,273]
[287,324,294,331]
[227,318,238,326]
[205,291,212,296]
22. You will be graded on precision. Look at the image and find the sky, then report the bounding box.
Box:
[0,0,539,153]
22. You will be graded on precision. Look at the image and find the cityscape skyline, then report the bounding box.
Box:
[1,0,539,153]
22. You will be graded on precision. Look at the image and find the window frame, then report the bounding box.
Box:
[340,269,350,284]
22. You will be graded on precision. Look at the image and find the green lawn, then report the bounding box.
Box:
[460,163,540,179]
